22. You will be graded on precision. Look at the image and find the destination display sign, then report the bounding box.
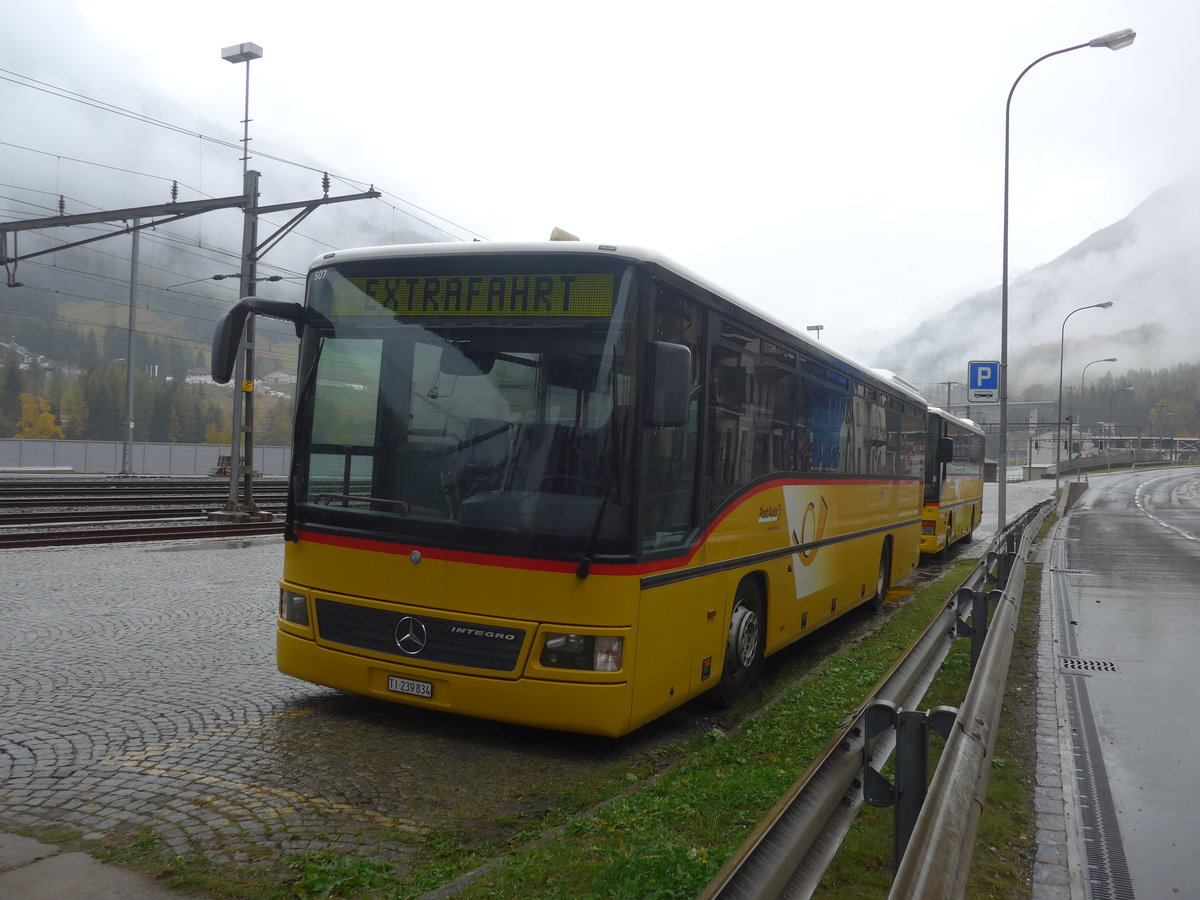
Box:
[326,273,616,318]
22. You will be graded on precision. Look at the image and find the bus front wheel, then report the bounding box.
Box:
[711,583,765,707]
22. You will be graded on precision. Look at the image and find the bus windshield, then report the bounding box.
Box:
[293,255,639,559]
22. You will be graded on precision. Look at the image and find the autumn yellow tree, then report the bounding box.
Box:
[14,394,65,439]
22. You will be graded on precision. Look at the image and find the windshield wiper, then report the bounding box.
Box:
[575,413,623,579]
[575,484,612,579]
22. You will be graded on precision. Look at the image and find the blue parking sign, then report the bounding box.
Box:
[968,360,999,403]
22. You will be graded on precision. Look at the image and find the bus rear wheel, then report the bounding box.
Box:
[869,543,891,612]
[711,583,765,707]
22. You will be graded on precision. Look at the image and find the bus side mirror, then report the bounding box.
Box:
[211,297,307,384]
[647,341,690,427]
[938,436,955,464]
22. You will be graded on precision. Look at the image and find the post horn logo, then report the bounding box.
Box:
[793,496,829,567]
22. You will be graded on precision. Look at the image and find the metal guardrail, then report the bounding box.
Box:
[888,501,1050,897]
[699,501,1053,899]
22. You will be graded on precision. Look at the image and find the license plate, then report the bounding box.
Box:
[387,675,433,699]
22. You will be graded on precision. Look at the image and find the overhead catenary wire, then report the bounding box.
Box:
[1,174,339,268]
[0,65,464,381]
[0,68,487,242]
[2,200,310,290]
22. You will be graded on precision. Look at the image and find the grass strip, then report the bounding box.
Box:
[450,559,979,900]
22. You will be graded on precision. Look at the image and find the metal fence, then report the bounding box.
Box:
[0,439,291,476]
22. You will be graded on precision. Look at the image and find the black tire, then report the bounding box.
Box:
[868,543,891,612]
[710,582,765,707]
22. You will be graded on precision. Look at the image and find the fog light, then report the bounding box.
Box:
[279,589,309,625]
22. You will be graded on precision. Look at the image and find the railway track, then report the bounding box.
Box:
[0,476,287,548]
[0,477,287,504]
[0,520,283,548]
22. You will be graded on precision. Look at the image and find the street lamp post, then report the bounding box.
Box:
[1055,303,1113,491]
[221,42,264,518]
[999,27,1134,526]
[1078,357,1116,480]
[221,43,263,173]
[1108,385,1134,454]
[1080,357,1117,428]
[121,219,140,476]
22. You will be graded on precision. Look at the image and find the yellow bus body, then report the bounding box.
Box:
[277,477,920,737]
[919,474,984,554]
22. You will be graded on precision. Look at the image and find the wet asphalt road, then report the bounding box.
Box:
[1049,467,1200,898]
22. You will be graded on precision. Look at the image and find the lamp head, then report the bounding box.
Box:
[1103,357,1117,362]
[221,42,263,64]
[1097,301,1114,309]
[1089,28,1136,51]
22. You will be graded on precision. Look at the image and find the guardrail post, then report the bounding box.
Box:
[955,587,1005,675]
[984,528,1022,590]
[1003,530,1020,585]
[862,700,897,808]
[893,710,928,868]
[862,702,958,875]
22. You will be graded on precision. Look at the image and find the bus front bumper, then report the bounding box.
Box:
[277,629,636,738]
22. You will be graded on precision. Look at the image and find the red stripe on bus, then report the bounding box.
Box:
[296,475,921,577]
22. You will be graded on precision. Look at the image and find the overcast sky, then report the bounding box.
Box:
[2,0,1195,365]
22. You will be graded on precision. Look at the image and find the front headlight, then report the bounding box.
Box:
[279,588,310,625]
[541,633,623,672]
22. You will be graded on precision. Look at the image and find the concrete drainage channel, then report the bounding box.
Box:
[1050,529,1134,900]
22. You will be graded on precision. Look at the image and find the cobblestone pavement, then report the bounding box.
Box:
[1,482,1066,894]
[0,537,661,886]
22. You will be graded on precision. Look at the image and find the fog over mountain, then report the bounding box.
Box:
[874,174,1200,394]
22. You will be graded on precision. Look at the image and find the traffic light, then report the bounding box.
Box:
[1034,440,1040,451]
[1098,440,1104,449]
[1064,441,1070,450]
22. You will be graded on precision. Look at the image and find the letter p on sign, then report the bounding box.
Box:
[968,360,999,403]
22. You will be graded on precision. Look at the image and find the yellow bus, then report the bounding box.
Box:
[212,242,928,737]
[919,407,985,555]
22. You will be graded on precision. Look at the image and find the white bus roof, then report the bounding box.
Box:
[928,406,984,435]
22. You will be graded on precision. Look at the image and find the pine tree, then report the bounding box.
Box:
[61,383,89,439]
[0,347,24,437]
[81,331,100,369]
